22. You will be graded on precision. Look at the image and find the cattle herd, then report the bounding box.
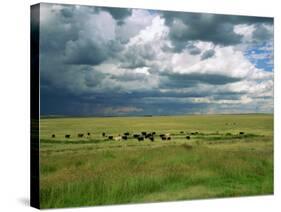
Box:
[51,129,245,142]
[103,131,167,142]
[50,131,198,142]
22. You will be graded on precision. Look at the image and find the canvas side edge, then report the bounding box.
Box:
[30,3,40,209]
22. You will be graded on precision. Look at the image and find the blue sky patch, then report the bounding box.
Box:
[244,42,273,72]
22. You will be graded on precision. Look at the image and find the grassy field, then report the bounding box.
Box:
[39,114,273,208]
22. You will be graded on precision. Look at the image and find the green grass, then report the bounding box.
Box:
[39,114,273,208]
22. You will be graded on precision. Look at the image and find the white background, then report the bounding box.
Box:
[0,0,280,211]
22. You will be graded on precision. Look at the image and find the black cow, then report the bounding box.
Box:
[78,133,84,138]
[51,134,55,138]
[102,132,106,137]
[141,132,147,136]
[138,136,144,141]
[161,136,167,141]
[65,134,70,138]
[122,135,128,140]
[167,137,171,140]
[87,132,91,136]
[152,132,156,135]
[186,136,190,140]
[239,132,245,135]
[108,136,113,140]
[145,133,152,138]
[180,131,184,134]
[159,134,165,138]
[149,137,154,142]
[124,132,130,136]
[133,134,139,138]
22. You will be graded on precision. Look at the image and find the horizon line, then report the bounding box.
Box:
[40,112,273,119]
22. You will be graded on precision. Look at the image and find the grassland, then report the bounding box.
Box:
[39,114,273,208]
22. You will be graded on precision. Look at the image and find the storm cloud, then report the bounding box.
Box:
[39,3,273,116]
[161,11,273,51]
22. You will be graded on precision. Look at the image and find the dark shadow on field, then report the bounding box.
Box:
[17,197,30,207]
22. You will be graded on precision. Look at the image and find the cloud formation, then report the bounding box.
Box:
[39,3,273,116]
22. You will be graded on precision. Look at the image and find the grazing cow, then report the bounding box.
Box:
[108,136,113,140]
[186,136,190,140]
[138,136,144,141]
[133,134,139,138]
[102,132,106,137]
[78,133,84,138]
[141,132,147,136]
[122,135,128,140]
[114,136,122,141]
[145,133,152,138]
[65,134,70,138]
[149,137,154,142]
[161,133,171,141]
[180,131,184,134]
[87,132,90,136]
[239,132,245,135]
[152,132,156,135]
[124,132,130,136]
[51,134,55,138]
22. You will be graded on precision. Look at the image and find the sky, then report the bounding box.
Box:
[39,3,274,116]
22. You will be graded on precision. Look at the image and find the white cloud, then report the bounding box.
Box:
[115,9,155,43]
[234,24,255,42]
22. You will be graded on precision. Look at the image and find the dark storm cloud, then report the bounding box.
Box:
[161,11,273,51]
[40,87,211,116]
[252,24,273,42]
[160,72,241,88]
[60,7,74,18]
[40,18,78,54]
[64,39,109,65]
[64,37,126,65]
[201,49,215,60]
[39,3,134,99]
[40,4,127,67]
[101,7,132,24]
[84,69,107,88]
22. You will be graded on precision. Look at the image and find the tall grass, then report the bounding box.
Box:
[40,140,273,208]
